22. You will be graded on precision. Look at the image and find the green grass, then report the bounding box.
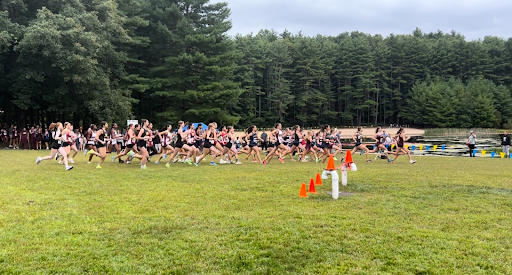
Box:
[1,150,512,274]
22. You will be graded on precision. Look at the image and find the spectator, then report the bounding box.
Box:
[21,127,29,149]
[260,130,268,151]
[43,129,50,150]
[501,131,510,158]
[37,127,43,149]
[467,130,476,157]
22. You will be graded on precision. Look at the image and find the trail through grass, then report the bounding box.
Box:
[1,151,511,274]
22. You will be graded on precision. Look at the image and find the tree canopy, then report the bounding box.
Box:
[1,1,512,129]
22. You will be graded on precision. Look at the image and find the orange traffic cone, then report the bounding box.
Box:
[326,154,336,171]
[315,173,323,185]
[345,150,353,165]
[299,182,308,198]
[308,179,317,194]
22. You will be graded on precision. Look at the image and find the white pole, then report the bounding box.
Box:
[341,165,348,186]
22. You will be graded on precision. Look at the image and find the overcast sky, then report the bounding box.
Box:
[210,0,512,41]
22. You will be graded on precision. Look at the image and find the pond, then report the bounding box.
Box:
[339,135,506,158]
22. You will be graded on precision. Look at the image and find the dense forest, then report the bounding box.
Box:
[1,0,512,129]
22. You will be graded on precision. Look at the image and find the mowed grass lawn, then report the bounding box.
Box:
[1,150,512,274]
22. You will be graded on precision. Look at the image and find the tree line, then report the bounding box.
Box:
[1,0,512,129]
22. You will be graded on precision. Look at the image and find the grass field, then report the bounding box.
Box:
[1,150,512,274]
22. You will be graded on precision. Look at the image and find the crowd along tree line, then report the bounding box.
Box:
[1,0,512,130]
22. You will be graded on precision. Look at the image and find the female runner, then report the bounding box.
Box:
[350,127,371,163]
[87,121,110,169]
[166,121,195,167]
[391,128,416,164]
[36,122,73,170]
[195,123,222,166]
[264,123,290,164]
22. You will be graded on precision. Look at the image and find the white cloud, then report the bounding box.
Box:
[211,0,512,40]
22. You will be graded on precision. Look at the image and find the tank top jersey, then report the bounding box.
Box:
[250,132,258,145]
[147,131,154,147]
[96,130,106,147]
[88,131,96,145]
[275,130,284,144]
[125,131,133,145]
[66,131,74,145]
[397,135,404,148]
[375,134,383,145]
[355,133,362,146]
[137,128,148,147]
[187,130,195,145]
[176,130,183,145]
[219,132,228,146]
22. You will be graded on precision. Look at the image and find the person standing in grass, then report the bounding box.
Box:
[467,130,476,157]
[501,131,510,158]
[261,130,268,152]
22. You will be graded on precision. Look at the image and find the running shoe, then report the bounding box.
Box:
[162,154,167,160]
[111,156,116,162]
[316,158,321,163]
[219,159,227,164]
[155,161,160,165]
[96,165,102,169]
[410,160,416,164]
[301,159,308,162]
[54,153,60,160]
[119,160,125,164]
[86,149,94,155]
[388,158,394,162]
[173,158,179,163]
[58,160,63,165]
[235,161,242,165]
[125,161,131,164]
[141,165,146,169]
[185,159,192,165]
[87,161,91,164]
[262,160,266,166]
[366,160,372,163]
[165,163,170,168]
[210,162,217,166]
[36,157,42,165]
[194,162,199,166]
[65,166,73,171]
[69,158,75,164]
[333,157,338,161]
[360,150,364,155]
[252,159,258,162]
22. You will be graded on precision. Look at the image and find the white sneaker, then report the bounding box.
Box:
[219,159,227,164]
[235,161,242,165]
[155,161,160,165]
[36,157,42,165]
[69,158,74,164]
[66,166,73,171]
[141,165,146,169]
[58,160,63,164]
[410,160,416,164]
